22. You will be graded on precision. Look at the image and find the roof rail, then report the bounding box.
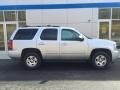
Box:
[23,25,60,27]
[24,25,42,27]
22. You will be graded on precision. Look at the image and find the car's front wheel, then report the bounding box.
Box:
[91,51,111,69]
[22,52,41,69]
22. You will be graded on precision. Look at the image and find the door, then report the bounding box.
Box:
[99,21,111,39]
[60,29,88,60]
[37,28,60,59]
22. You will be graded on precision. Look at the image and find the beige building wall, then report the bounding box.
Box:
[26,8,98,38]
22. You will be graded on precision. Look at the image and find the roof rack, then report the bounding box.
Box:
[46,25,60,27]
[24,25,60,27]
[24,25,42,27]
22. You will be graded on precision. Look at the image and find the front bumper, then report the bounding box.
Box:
[112,49,119,61]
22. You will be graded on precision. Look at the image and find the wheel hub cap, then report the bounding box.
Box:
[95,55,107,67]
[26,56,38,67]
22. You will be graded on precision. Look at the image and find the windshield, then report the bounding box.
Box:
[82,33,92,39]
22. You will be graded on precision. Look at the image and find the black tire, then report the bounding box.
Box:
[91,51,111,69]
[22,52,41,70]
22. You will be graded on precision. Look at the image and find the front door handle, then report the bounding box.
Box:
[39,42,45,45]
[62,43,67,46]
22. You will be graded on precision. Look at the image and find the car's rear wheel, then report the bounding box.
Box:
[22,52,41,69]
[91,51,111,69]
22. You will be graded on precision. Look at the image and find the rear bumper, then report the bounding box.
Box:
[8,51,21,60]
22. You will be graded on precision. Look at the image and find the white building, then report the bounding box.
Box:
[0,0,120,59]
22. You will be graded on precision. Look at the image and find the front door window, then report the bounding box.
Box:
[61,29,80,41]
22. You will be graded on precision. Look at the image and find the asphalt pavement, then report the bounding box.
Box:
[0,59,120,90]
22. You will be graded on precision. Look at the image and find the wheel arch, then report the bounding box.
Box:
[90,48,112,60]
[21,48,43,60]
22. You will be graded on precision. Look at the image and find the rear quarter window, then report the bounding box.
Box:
[14,29,38,40]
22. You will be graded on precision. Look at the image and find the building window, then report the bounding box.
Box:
[99,22,109,39]
[99,8,120,44]
[18,21,26,27]
[112,8,120,19]
[0,10,26,23]
[111,20,120,41]
[4,11,16,21]
[0,11,3,21]
[18,11,26,27]
[0,10,26,51]
[99,8,111,19]
[0,24,4,50]
[6,24,16,40]
[18,11,26,21]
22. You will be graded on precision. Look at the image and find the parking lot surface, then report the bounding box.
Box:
[0,59,120,90]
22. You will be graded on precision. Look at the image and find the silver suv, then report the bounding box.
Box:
[8,26,119,69]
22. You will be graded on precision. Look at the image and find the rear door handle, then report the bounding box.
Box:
[39,42,45,45]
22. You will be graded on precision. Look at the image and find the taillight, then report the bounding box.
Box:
[8,40,13,50]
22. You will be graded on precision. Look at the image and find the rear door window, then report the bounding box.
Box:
[40,28,58,40]
[14,29,38,40]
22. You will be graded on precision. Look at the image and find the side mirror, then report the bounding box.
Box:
[78,35,84,41]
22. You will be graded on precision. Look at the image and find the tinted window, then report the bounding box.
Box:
[14,29,38,40]
[61,29,79,41]
[40,29,58,40]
